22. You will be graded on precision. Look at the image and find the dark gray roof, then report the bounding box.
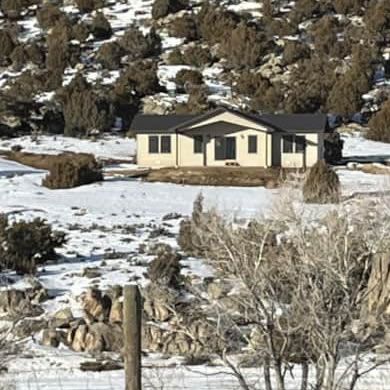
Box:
[131,108,329,134]
[260,114,329,133]
[130,114,197,132]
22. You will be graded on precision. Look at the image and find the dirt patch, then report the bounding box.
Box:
[144,167,284,187]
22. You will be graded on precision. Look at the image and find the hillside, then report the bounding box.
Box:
[0,0,389,141]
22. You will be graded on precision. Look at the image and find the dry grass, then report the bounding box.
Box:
[144,167,284,187]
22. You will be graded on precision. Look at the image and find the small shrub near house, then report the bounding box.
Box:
[42,153,103,189]
[152,0,188,20]
[303,160,340,204]
[0,215,66,275]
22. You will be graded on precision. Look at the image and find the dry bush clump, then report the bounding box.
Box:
[42,153,103,189]
[0,215,66,275]
[10,45,27,71]
[366,99,390,143]
[91,12,112,40]
[114,60,161,98]
[0,0,30,20]
[282,41,310,65]
[168,14,198,41]
[72,21,90,42]
[147,245,182,289]
[303,160,340,204]
[45,18,73,89]
[0,29,16,63]
[4,70,47,101]
[178,193,204,255]
[97,42,123,70]
[74,0,104,13]
[175,69,203,92]
[182,45,212,67]
[219,22,270,68]
[37,4,64,30]
[175,85,211,114]
[152,0,188,20]
[197,3,239,45]
[119,26,161,61]
[58,73,113,136]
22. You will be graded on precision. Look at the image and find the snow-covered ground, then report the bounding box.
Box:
[0,135,136,161]
[0,132,390,388]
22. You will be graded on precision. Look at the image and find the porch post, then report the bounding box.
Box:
[203,134,207,166]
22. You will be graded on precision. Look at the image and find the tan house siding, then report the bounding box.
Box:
[177,133,204,166]
[281,133,319,168]
[177,127,270,167]
[188,111,269,132]
[136,133,176,167]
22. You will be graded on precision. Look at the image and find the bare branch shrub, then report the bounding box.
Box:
[177,193,390,390]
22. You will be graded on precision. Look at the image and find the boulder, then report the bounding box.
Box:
[49,308,74,329]
[41,329,61,348]
[81,288,112,322]
[71,324,88,352]
[84,322,123,353]
[109,299,123,323]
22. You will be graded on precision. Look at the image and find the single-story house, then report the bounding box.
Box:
[130,107,330,169]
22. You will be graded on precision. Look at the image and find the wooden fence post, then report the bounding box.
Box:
[123,284,142,390]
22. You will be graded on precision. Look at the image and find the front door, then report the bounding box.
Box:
[225,137,236,160]
[215,136,236,161]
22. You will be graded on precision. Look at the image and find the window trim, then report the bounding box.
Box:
[248,135,258,154]
[148,135,159,154]
[160,135,171,154]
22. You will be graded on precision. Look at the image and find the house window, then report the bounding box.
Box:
[295,136,306,153]
[283,135,294,153]
[248,135,257,154]
[215,136,236,160]
[148,136,159,154]
[160,135,171,153]
[194,135,203,154]
[283,135,305,153]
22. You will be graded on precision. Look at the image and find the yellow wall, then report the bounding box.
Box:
[136,133,176,167]
[281,133,319,168]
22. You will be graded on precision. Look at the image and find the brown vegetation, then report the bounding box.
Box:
[42,153,103,189]
[152,0,188,20]
[0,215,66,275]
[303,160,340,203]
[366,99,390,143]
